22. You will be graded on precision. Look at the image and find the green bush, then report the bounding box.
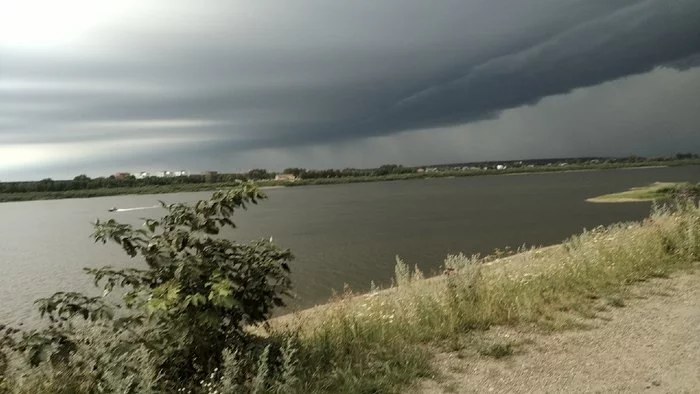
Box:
[1,181,294,392]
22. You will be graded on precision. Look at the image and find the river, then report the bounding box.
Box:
[1,166,698,326]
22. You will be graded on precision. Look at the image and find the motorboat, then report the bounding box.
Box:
[108,207,118,212]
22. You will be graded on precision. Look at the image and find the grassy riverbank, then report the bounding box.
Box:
[2,159,699,203]
[3,200,698,393]
[587,182,700,203]
[262,201,700,392]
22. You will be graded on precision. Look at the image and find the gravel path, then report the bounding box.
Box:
[420,269,700,394]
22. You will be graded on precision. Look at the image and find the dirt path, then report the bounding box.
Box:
[420,270,700,394]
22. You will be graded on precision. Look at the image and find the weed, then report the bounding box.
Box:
[478,342,514,359]
[606,296,626,308]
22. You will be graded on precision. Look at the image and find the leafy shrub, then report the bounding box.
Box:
[1,182,294,391]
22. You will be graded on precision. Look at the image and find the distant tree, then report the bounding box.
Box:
[90,176,107,189]
[247,168,270,180]
[36,178,55,192]
[72,174,91,190]
[676,152,698,160]
[283,168,306,177]
[375,164,412,176]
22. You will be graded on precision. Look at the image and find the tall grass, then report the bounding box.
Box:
[281,200,700,392]
[2,201,699,393]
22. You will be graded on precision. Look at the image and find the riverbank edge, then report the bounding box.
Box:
[586,181,700,203]
[2,161,698,203]
[266,244,565,330]
[256,202,699,392]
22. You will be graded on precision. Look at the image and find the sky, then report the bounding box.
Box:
[1,0,700,181]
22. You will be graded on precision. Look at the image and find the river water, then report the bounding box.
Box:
[1,166,698,325]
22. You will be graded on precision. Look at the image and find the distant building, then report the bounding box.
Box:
[136,171,150,179]
[274,174,297,181]
[496,164,507,170]
[153,170,180,178]
[114,172,131,179]
[150,170,188,178]
[416,168,425,173]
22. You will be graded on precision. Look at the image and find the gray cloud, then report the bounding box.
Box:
[1,0,699,179]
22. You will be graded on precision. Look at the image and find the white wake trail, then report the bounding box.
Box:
[115,205,160,212]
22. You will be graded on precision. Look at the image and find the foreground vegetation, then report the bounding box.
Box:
[2,156,699,203]
[1,182,699,393]
[587,182,700,203]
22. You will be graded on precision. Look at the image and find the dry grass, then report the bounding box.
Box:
[272,201,700,392]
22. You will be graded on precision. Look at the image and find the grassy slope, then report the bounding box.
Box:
[269,202,700,393]
[2,159,699,203]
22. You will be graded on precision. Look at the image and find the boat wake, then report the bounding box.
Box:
[112,205,160,212]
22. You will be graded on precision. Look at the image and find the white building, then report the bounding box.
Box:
[274,174,296,181]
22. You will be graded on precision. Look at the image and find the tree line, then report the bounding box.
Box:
[0,165,416,194]
[0,174,205,194]
[2,154,698,194]
[282,164,415,179]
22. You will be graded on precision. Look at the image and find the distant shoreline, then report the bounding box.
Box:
[503,168,603,176]
[617,165,669,170]
[503,165,669,177]
[586,181,700,203]
[0,161,697,203]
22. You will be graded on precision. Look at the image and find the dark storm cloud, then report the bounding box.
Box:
[211,0,700,152]
[1,0,700,178]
